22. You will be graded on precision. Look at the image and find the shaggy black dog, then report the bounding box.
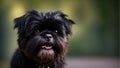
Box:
[11,10,75,68]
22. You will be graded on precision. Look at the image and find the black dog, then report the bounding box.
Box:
[11,10,75,68]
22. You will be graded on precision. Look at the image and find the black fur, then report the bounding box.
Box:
[11,10,75,68]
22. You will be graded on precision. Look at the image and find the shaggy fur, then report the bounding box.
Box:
[11,10,75,68]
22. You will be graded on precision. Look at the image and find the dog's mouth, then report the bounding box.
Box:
[42,45,53,50]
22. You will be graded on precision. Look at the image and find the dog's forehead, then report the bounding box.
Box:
[28,11,70,33]
[28,10,66,21]
[38,20,63,30]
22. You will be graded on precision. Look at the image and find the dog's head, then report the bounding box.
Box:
[14,10,75,64]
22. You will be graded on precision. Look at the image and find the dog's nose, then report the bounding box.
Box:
[44,34,53,38]
[44,34,53,42]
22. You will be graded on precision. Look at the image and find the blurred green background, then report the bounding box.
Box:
[0,0,118,68]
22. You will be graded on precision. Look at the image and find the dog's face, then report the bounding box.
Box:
[14,10,74,64]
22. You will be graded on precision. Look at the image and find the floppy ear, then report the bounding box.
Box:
[14,10,41,37]
[14,15,26,34]
[14,13,31,35]
[59,12,75,35]
[64,18,75,35]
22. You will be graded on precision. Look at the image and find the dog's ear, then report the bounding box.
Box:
[14,15,25,34]
[54,11,75,35]
[64,19,75,35]
[14,13,30,35]
[14,10,40,36]
[14,16,25,34]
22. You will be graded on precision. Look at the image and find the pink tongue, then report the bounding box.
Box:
[42,45,52,49]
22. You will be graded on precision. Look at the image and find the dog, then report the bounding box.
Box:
[11,10,75,68]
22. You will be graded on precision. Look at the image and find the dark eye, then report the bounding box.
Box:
[55,30,58,33]
[34,30,40,35]
[53,30,58,34]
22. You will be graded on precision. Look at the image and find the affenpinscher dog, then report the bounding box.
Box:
[11,10,75,68]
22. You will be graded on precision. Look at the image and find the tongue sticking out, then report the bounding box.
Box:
[42,45,52,50]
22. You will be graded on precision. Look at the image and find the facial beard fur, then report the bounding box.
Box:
[37,49,55,63]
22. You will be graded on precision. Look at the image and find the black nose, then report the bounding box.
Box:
[44,34,53,42]
[44,34,52,38]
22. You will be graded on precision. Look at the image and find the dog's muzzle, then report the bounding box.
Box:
[41,33,54,50]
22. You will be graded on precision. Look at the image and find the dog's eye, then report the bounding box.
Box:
[34,30,40,35]
[54,30,58,34]
[55,30,58,33]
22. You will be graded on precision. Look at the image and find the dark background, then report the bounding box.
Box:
[0,0,119,68]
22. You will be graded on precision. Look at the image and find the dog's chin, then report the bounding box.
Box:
[37,45,55,61]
